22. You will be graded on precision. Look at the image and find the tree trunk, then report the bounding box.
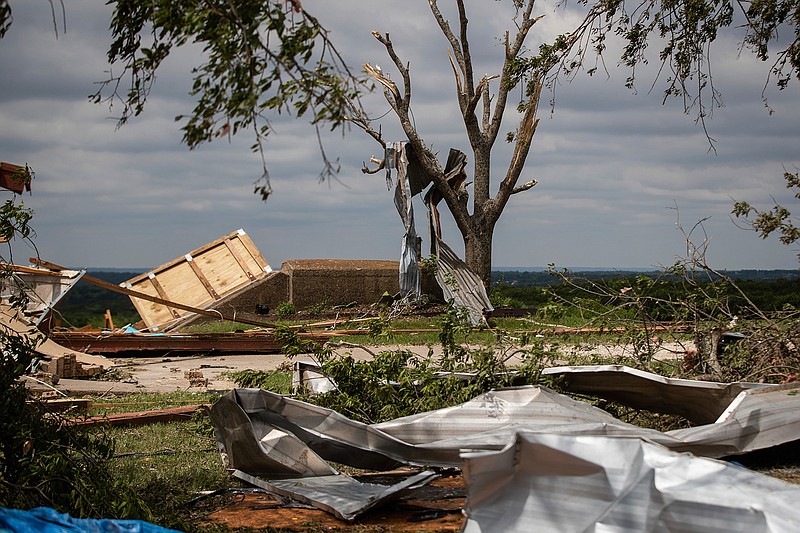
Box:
[464,223,494,290]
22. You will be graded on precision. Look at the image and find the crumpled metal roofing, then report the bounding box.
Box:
[430,236,493,326]
[667,382,800,457]
[210,377,800,524]
[543,364,768,424]
[210,386,675,473]
[212,381,800,476]
[233,469,439,521]
[461,432,800,533]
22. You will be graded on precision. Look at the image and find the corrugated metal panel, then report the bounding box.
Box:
[433,238,493,326]
[542,364,769,424]
[210,391,337,478]
[461,432,800,533]
[668,382,800,457]
[233,469,438,521]
[212,381,800,476]
[211,387,678,473]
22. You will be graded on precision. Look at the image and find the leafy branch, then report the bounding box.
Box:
[91,0,369,199]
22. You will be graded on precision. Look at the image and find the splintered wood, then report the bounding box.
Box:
[122,229,272,331]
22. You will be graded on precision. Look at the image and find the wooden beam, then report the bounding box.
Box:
[223,237,256,281]
[66,405,208,428]
[0,263,78,276]
[147,273,181,319]
[186,254,221,300]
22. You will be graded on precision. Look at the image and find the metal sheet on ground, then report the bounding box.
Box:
[234,469,439,521]
[460,432,800,533]
[543,364,769,424]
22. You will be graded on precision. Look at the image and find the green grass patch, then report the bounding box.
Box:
[182,320,267,334]
[102,417,232,530]
[87,391,220,417]
[223,369,292,394]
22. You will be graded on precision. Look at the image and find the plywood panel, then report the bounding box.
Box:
[124,229,271,331]
[195,243,252,294]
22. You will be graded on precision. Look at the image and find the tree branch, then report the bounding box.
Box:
[489,78,542,220]
[428,0,465,84]
[511,179,538,195]
[370,32,410,112]
[368,28,472,233]
[488,1,540,146]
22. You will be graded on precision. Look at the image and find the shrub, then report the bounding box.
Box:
[276,302,296,319]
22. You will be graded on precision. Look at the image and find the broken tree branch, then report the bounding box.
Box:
[361,155,386,175]
[447,49,466,108]
[369,32,411,112]
[363,62,401,101]
[511,179,538,195]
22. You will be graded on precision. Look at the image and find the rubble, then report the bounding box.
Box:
[1,304,108,379]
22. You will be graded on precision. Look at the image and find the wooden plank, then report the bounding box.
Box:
[123,229,246,286]
[147,274,181,319]
[49,330,333,355]
[224,237,256,281]
[103,309,115,330]
[41,398,92,413]
[124,278,173,327]
[186,254,221,299]
[197,242,253,292]
[237,230,272,272]
[116,230,271,330]
[67,405,207,428]
[143,263,209,311]
[1,263,70,277]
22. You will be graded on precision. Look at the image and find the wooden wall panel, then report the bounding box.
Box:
[124,229,271,331]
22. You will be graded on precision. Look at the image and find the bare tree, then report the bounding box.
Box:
[352,1,548,289]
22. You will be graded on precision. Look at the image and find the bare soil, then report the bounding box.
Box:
[201,475,466,532]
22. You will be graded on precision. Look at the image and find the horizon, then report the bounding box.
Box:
[84,265,800,274]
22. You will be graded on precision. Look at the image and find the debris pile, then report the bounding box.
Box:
[208,377,800,530]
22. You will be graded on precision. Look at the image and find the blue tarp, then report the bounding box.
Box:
[0,507,181,533]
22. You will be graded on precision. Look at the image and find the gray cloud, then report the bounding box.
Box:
[0,0,797,273]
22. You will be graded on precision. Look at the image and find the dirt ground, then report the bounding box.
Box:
[25,339,693,396]
[199,474,467,532]
[26,345,435,395]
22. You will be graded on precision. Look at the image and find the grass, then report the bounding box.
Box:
[103,420,232,530]
[183,320,272,334]
[222,369,292,393]
[87,391,220,416]
[77,392,231,530]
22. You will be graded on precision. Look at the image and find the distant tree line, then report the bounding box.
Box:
[491,270,800,319]
[53,269,800,328]
[55,271,142,328]
[492,269,800,287]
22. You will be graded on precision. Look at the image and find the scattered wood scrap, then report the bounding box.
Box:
[67,404,208,428]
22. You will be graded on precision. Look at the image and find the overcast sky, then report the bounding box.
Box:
[0,1,798,272]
